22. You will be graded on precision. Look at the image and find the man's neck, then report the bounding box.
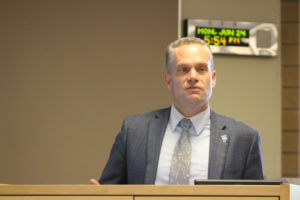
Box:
[174,103,208,118]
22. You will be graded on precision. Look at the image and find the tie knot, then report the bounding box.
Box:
[180,118,191,132]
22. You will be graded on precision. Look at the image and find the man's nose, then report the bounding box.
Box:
[187,68,199,84]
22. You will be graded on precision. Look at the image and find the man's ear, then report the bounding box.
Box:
[164,73,172,91]
[212,70,216,88]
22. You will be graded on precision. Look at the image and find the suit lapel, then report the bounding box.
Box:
[144,108,170,184]
[208,110,230,179]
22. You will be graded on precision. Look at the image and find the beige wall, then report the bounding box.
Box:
[0,0,282,184]
[181,0,281,180]
[0,0,177,184]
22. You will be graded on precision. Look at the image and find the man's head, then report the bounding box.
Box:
[166,37,214,74]
[164,37,216,117]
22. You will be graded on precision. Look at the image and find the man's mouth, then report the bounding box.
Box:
[185,86,200,89]
[185,86,202,91]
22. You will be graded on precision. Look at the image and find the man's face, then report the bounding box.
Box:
[165,44,216,114]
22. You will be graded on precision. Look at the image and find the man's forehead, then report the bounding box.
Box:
[173,44,210,59]
[174,43,206,50]
[172,44,209,56]
[176,60,208,66]
[170,44,212,70]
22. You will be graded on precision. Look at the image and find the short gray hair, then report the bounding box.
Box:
[165,37,214,74]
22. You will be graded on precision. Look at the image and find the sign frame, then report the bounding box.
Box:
[184,19,278,56]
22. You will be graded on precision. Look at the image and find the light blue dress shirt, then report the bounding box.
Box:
[155,105,211,185]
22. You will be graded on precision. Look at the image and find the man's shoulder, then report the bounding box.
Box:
[124,107,171,123]
[211,110,259,135]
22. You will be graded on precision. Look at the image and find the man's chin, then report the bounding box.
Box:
[185,98,205,106]
[186,95,203,102]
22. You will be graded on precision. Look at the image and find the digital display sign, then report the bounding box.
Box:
[184,19,278,56]
[195,27,249,47]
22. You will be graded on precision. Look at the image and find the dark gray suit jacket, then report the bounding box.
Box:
[99,107,264,184]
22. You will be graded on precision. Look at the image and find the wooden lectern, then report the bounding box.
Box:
[0,184,299,200]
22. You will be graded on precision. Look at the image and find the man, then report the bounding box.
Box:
[90,37,264,185]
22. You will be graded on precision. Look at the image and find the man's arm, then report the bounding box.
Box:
[98,121,128,184]
[243,131,264,179]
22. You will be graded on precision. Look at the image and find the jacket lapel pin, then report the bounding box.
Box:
[221,134,228,143]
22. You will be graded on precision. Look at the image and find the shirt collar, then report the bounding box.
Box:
[170,104,210,136]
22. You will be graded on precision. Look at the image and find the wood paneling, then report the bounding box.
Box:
[282,88,299,108]
[282,132,299,152]
[281,1,299,21]
[282,23,299,44]
[282,110,299,131]
[135,197,278,200]
[0,185,284,196]
[0,184,297,200]
[281,0,300,178]
[282,153,300,176]
[282,67,299,87]
[0,197,131,200]
[281,45,299,65]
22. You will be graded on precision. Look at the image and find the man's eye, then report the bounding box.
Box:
[182,67,188,72]
[178,66,189,73]
[198,67,207,72]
